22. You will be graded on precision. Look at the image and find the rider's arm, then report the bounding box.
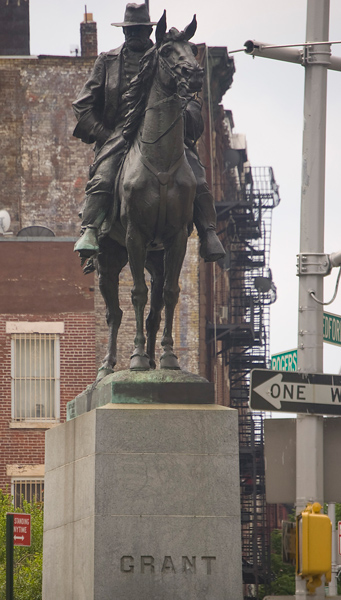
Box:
[72,53,112,146]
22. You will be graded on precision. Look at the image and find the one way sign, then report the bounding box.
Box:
[250,369,341,415]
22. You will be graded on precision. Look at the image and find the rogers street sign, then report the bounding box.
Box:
[250,369,341,415]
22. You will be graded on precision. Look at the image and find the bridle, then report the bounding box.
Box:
[139,46,200,145]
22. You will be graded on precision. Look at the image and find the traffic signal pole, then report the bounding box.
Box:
[243,0,341,597]
[296,2,329,597]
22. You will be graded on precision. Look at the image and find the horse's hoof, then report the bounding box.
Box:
[160,352,181,370]
[130,352,150,371]
[96,366,114,382]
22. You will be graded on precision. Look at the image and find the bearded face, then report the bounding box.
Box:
[123,25,153,52]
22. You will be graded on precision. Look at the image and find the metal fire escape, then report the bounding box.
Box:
[207,165,280,599]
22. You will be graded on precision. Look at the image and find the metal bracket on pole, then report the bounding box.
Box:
[304,44,331,66]
[297,253,330,276]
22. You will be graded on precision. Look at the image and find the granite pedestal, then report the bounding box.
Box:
[42,381,243,600]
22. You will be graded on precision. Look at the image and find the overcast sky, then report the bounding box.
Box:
[29,0,341,373]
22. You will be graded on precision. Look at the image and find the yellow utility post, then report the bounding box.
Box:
[296,502,332,594]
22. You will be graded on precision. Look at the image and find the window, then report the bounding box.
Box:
[11,333,60,422]
[12,478,44,509]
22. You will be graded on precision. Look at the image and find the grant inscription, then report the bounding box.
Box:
[120,555,216,574]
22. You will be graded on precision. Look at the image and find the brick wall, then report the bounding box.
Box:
[0,56,94,235]
[0,238,96,491]
[0,312,96,491]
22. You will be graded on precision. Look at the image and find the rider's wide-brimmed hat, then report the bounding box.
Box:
[111,3,157,27]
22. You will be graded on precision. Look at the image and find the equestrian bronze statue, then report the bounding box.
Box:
[73,4,225,375]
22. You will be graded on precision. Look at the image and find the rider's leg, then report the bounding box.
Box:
[194,183,226,262]
[74,151,123,258]
[185,147,225,262]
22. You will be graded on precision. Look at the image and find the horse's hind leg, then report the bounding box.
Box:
[160,226,188,370]
[145,250,165,369]
[126,226,150,370]
[96,236,128,380]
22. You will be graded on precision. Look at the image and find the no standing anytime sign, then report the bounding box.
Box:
[8,513,31,547]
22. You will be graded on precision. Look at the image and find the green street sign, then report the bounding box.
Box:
[271,349,297,372]
[323,312,341,347]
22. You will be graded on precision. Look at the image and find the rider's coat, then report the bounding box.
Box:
[73,44,142,146]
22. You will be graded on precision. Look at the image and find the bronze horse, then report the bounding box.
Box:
[96,12,204,376]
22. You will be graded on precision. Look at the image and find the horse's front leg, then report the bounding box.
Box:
[126,225,150,370]
[96,237,128,380]
[161,226,188,370]
[145,250,165,369]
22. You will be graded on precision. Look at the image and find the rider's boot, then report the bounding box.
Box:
[74,192,111,258]
[193,183,226,262]
[74,226,99,258]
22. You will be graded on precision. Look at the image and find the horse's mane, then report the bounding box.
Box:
[123,29,189,143]
[122,46,158,142]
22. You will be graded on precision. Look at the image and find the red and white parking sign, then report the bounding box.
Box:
[9,513,31,547]
[338,521,341,556]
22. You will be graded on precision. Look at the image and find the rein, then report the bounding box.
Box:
[140,113,182,145]
[140,93,192,145]
[137,91,186,244]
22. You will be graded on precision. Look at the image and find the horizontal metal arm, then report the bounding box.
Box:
[243,39,341,71]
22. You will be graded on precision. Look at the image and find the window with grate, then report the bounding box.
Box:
[11,334,60,421]
[12,478,44,509]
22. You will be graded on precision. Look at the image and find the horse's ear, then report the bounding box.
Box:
[183,15,197,41]
[156,10,167,45]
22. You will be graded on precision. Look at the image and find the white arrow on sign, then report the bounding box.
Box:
[253,373,341,410]
[14,535,24,541]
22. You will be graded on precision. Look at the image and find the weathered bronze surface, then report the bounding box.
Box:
[73,4,225,374]
[67,369,215,419]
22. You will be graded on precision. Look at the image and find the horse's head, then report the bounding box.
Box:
[155,11,204,96]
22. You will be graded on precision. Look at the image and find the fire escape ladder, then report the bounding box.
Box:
[209,166,280,599]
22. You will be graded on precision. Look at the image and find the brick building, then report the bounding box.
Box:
[0,4,281,597]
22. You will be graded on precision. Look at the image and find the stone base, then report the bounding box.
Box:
[43,403,243,600]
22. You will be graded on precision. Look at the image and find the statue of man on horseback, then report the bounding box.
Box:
[72,4,225,374]
[73,3,225,265]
